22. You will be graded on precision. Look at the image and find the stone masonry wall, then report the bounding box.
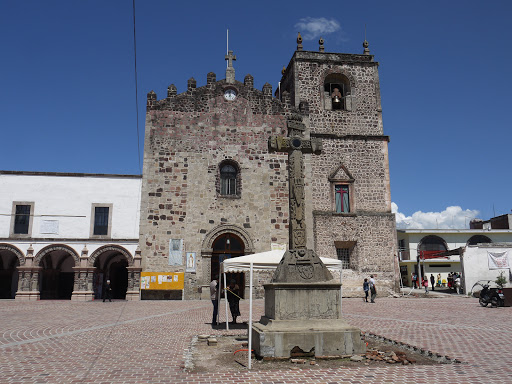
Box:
[310,137,391,213]
[140,77,293,299]
[314,213,397,296]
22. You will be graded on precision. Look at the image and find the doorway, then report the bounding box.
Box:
[93,250,129,300]
[0,250,19,299]
[40,252,75,300]
[211,233,245,298]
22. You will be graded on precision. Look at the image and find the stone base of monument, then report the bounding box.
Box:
[251,282,366,358]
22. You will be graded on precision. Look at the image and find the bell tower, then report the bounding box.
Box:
[278,35,398,293]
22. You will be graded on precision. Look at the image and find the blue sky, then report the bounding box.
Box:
[1,1,510,227]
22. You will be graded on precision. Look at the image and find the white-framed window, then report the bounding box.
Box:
[90,203,113,238]
[10,201,34,237]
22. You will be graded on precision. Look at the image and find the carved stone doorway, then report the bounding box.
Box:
[211,233,245,298]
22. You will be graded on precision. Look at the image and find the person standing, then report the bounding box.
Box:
[411,272,418,289]
[226,279,241,323]
[210,276,219,327]
[363,278,369,303]
[103,279,112,302]
[369,275,377,303]
[422,276,429,293]
[447,272,453,290]
[430,274,435,291]
[455,274,461,294]
[437,273,442,288]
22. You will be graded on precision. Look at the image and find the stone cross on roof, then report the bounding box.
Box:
[225,50,236,67]
[225,50,236,84]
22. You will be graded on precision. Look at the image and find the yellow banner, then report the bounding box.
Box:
[140,272,184,290]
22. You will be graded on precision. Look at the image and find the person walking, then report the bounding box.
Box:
[369,275,377,303]
[430,274,435,291]
[210,276,219,327]
[363,278,369,302]
[226,279,241,323]
[422,276,429,293]
[103,280,112,302]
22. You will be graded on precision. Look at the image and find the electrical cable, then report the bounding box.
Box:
[132,0,141,175]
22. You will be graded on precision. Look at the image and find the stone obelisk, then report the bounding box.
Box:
[251,114,365,358]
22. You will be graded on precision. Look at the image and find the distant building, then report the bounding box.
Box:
[470,214,512,230]
[398,216,512,292]
[0,171,141,300]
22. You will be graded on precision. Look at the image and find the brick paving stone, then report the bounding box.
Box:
[0,296,510,383]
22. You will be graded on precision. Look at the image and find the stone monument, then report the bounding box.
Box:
[251,114,366,358]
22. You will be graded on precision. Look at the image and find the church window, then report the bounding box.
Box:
[324,73,352,111]
[335,184,350,213]
[336,247,351,269]
[218,161,240,197]
[14,205,31,234]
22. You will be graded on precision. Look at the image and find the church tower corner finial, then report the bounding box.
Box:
[363,25,370,55]
[363,39,370,55]
[281,66,286,75]
[297,32,303,51]
[319,37,325,52]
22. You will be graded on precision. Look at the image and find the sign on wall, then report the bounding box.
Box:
[186,252,196,272]
[140,272,184,290]
[271,243,287,251]
[488,251,510,269]
[169,239,183,266]
[40,220,59,234]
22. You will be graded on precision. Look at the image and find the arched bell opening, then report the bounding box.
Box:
[323,73,352,111]
[39,251,75,300]
[211,233,245,299]
[0,250,20,299]
[93,250,129,300]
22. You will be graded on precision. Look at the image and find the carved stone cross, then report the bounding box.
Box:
[225,50,236,68]
[268,117,322,250]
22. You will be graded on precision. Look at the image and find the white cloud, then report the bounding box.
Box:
[392,203,480,229]
[294,17,341,41]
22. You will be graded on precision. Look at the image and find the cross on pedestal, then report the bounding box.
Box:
[225,50,236,68]
[268,119,322,250]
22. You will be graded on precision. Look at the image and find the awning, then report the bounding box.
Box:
[221,249,343,273]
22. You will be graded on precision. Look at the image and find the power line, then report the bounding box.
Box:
[132,0,141,175]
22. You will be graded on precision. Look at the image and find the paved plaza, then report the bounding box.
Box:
[1,295,511,383]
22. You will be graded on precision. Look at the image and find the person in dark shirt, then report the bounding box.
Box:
[363,278,369,302]
[226,279,241,323]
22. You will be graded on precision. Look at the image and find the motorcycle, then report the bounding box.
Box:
[479,281,505,307]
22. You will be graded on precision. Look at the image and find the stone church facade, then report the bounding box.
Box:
[140,36,397,299]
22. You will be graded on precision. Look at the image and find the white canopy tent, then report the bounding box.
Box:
[218,249,343,369]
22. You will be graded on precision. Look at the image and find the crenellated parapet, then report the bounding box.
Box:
[145,71,298,116]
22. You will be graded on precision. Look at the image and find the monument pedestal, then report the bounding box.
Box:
[252,282,365,358]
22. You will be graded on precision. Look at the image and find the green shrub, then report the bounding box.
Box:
[495,271,507,289]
